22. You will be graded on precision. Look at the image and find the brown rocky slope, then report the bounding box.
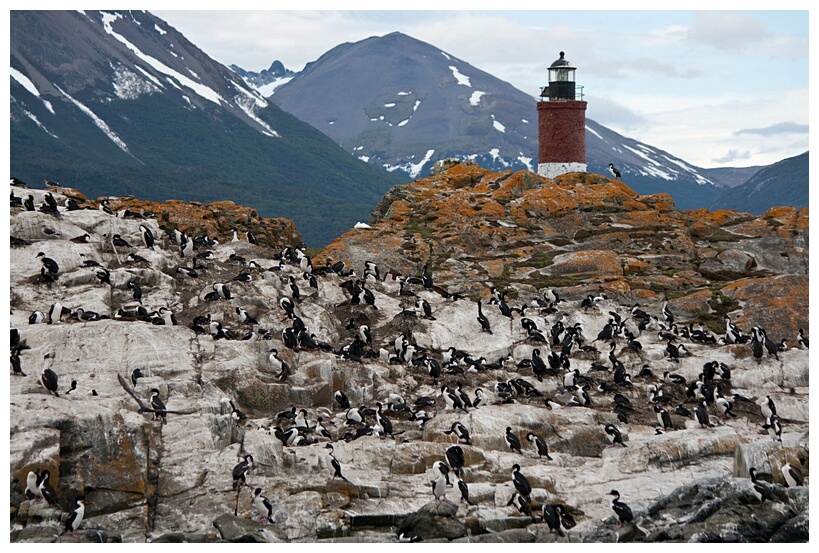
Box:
[320,161,808,342]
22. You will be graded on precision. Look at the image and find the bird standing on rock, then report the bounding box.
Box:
[326,443,347,481]
[609,489,633,526]
[62,496,85,534]
[37,252,59,279]
[604,423,626,447]
[477,300,492,334]
[41,356,59,397]
[232,454,254,491]
[251,488,276,523]
[512,464,532,499]
[505,427,522,454]
[526,432,553,460]
[38,470,58,506]
[150,388,167,423]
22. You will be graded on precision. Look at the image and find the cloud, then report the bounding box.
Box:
[614,57,703,79]
[735,122,809,136]
[586,96,649,132]
[686,12,807,57]
[712,149,751,165]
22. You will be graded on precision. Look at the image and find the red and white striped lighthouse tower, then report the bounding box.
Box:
[537,52,587,178]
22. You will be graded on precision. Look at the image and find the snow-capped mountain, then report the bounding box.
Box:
[267,32,733,209]
[230,61,295,98]
[10,10,405,246]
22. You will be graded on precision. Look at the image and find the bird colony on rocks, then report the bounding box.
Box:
[8,165,808,543]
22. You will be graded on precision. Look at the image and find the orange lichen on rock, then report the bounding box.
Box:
[316,162,807,340]
[721,275,808,339]
[91,195,300,248]
[549,250,622,276]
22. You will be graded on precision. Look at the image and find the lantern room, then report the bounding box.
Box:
[541,51,577,101]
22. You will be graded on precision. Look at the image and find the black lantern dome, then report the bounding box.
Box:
[542,51,577,101]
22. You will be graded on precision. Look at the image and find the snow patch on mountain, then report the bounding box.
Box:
[101,11,223,106]
[661,155,716,186]
[112,65,160,100]
[491,115,505,133]
[133,64,164,88]
[257,76,293,97]
[384,149,435,178]
[489,148,508,166]
[586,125,603,140]
[10,68,55,113]
[449,66,471,87]
[469,91,485,106]
[623,144,677,180]
[153,23,167,35]
[235,97,280,138]
[517,155,533,171]
[10,67,38,97]
[55,84,129,153]
[230,79,268,109]
[11,97,57,138]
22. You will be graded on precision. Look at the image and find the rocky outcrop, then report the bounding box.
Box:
[9,167,808,543]
[324,163,808,341]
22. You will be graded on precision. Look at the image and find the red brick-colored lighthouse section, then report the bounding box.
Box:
[537,100,587,177]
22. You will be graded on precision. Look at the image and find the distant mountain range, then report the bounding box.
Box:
[10,10,405,246]
[265,32,797,210]
[709,151,808,213]
[10,12,807,248]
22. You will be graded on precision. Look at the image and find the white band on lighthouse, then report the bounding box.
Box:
[537,162,587,178]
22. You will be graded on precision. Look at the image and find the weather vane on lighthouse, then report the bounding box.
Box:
[537,51,587,178]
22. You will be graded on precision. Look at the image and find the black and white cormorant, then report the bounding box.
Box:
[507,492,533,517]
[542,504,565,537]
[150,388,167,423]
[604,423,626,447]
[477,300,492,334]
[608,163,622,179]
[334,390,351,410]
[443,421,472,445]
[251,488,276,523]
[38,470,58,506]
[749,467,790,506]
[695,400,712,428]
[41,358,59,397]
[232,454,254,490]
[781,459,805,488]
[609,489,633,526]
[139,224,155,250]
[526,432,553,460]
[325,443,347,481]
[654,405,674,430]
[505,427,522,454]
[37,252,59,276]
[511,464,532,499]
[446,445,465,478]
[63,496,85,534]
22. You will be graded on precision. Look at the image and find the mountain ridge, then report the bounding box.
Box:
[10,10,406,247]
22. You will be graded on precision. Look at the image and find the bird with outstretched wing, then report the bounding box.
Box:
[117,373,198,417]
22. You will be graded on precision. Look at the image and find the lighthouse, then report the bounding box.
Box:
[537,52,587,178]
